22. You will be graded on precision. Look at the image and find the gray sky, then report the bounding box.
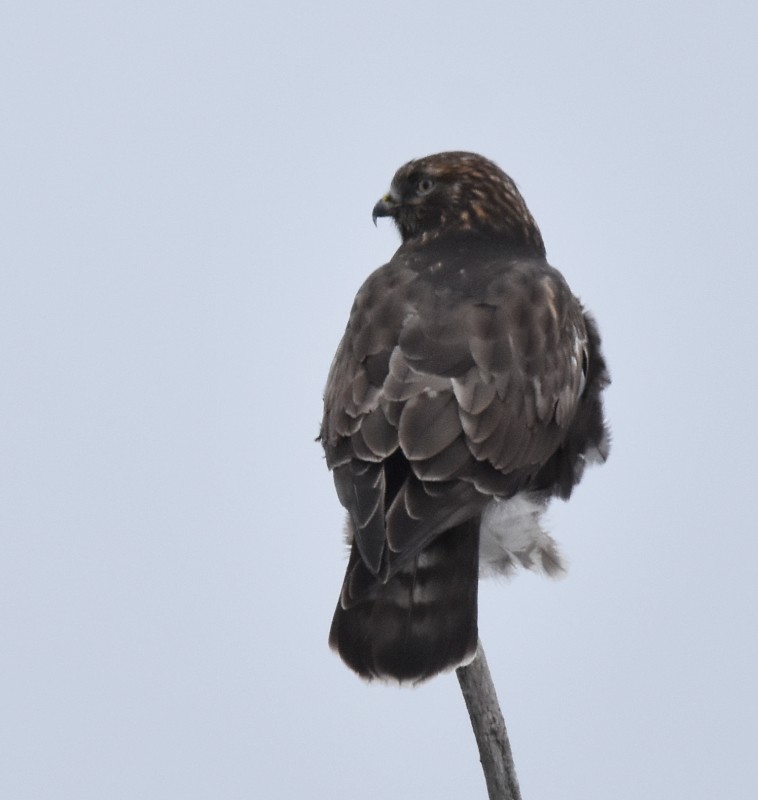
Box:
[2,2,757,798]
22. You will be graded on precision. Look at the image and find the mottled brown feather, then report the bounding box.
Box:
[321,151,610,682]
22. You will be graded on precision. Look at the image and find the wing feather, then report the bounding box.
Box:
[359,409,399,458]
[451,371,498,415]
[320,249,590,584]
[398,391,462,459]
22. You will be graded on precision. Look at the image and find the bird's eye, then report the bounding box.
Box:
[417,177,435,196]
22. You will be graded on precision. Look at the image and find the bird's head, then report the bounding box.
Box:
[372,151,545,254]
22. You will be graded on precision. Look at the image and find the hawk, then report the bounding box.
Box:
[319,152,610,683]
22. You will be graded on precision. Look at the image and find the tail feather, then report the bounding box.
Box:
[329,519,480,683]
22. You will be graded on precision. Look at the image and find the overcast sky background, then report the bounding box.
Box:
[2,2,757,798]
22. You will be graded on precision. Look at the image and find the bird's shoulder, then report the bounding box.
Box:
[348,235,575,342]
[322,236,586,457]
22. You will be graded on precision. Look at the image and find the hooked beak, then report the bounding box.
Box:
[372,193,399,226]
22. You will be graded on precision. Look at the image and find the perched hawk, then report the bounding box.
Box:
[320,152,610,683]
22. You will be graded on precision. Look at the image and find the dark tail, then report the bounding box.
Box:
[329,519,480,683]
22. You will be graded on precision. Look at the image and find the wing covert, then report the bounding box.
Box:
[321,251,590,581]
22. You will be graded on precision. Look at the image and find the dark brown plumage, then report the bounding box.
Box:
[320,152,610,683]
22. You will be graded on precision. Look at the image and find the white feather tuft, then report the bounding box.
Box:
[479,493,565,578]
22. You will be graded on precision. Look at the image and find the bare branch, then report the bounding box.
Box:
[456,639,522,800]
